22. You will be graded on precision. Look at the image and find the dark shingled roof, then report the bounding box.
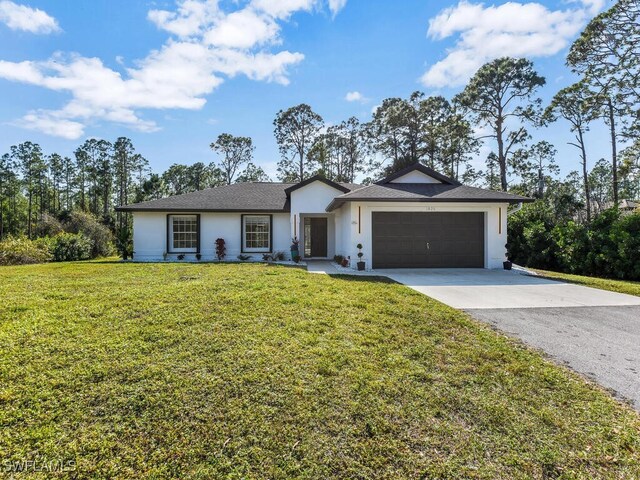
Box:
[117,183,295,212]
[116,163,532,213]
[116,181,363,212]
[326,183,532,211]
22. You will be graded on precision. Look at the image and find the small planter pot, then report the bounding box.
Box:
[357,261,365,271]
[503,261,513,270]
[341,259,349,268]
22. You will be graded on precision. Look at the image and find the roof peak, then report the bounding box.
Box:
[377,163,461,186]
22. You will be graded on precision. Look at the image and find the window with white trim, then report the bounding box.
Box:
[169,215,198,252]
[242,215,271,252]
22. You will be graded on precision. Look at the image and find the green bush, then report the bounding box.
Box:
[507,202,559,270]
[34,213,64,237]
[61,211,114,257]
[508,202,640,280]
[50,233,92,262]
[0,236,52,266]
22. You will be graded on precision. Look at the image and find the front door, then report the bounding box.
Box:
[304,217,328,257]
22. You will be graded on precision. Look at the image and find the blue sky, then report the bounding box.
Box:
[0,0,613,181]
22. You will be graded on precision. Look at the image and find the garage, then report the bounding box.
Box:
[372,212,485,268]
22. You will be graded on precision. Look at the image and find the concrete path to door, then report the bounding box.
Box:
[307,262,640,408]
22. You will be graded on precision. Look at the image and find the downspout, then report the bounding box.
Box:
[507,202,523,216]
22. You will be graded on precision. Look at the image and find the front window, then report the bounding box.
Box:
[243,215,271,252]
[169,215,198,252]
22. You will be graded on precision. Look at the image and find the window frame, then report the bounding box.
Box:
[166,214,200,254]
[241,214,273,253]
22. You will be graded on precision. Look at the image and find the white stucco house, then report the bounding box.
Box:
[117,163,531,269]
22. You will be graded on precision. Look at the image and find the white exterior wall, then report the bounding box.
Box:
[334,206,353,260]
[133,212,167,260]
[132,195,510,269]
[289,181,345,259]
[132,211,290,261]
[341,202,509,270]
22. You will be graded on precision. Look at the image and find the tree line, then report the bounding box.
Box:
[0,135,269,244]
[1,0,638,249]
[272,0,639,223]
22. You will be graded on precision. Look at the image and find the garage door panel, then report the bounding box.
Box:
[372,212,484,268]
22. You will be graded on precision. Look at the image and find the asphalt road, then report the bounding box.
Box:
[467,305,640,409]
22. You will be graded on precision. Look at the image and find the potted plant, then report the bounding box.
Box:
[290,237,300,262]
[356,243,365,271]
[503,243,513,270]
[341,257,349,268]
[196,253,202,261]
[177,254,185,261]
[215,238,226,261]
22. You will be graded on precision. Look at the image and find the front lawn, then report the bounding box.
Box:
[1,262,639,479]
[532,268,640,297]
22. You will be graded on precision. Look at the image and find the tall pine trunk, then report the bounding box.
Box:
[496,115,508,191]
[607,98,618,205]
[578,128,591,222]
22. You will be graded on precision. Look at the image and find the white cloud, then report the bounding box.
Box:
[147,0,220,37]
[421,0,604,88]
[0,0,60,34]
[345,91,367,103]
[328,0,348,17]
[204,9,279,48]
[251,0,316,19]
[15,111,84,139]
[0,0,345,138]
[579,0,605,16]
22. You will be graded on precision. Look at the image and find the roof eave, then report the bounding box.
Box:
[116,207,290,213]
[326,196,532,212]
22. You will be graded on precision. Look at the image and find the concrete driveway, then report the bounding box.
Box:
[377,268,640,309]
[377,268,640,408]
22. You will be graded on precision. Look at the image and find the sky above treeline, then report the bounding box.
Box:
[0,0,615,180]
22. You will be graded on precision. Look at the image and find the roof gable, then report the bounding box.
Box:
[377,163,460,186]
[284,175,351,196]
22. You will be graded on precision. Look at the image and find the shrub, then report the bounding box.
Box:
[34,214,64,237]
[50,233,92,262]
[116,227,133,260]
[0,236,52,266]
[61,211,114,258]
[508,202,640,280]
[215,238,226,260]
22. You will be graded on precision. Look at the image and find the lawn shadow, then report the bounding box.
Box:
[327,274,401,285]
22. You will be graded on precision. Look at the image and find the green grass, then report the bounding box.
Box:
[1,262,639,479]
[532,269,640,297]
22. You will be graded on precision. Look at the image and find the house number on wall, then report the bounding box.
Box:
[425,206,437,211]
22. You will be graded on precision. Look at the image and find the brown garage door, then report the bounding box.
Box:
[372,212,484,268]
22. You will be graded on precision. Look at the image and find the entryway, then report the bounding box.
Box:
[304,217,328,258]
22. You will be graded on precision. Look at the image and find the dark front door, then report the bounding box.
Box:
[306,217,328,257]
[372,212,484,268]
